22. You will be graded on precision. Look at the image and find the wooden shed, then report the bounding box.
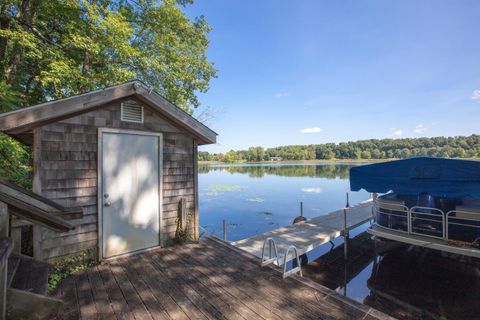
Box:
[0,81,217,261]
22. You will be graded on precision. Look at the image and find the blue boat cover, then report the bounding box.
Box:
[350,157,480,198]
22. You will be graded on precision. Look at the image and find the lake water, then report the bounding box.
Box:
[198,162,480,320]
[198,162,369,240]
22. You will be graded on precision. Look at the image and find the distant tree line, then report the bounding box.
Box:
[198,135,480,163]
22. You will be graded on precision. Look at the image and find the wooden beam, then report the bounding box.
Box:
[193,140,199,240]
[0,202,7,238]
[0,237,13,320]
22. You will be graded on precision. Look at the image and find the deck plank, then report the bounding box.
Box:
[128,253,190,320]
[116,256,171,320]
[54,236,392,320]
[153,246,256,320]
[97,263,135,320]
[108,259,154,320]
[141,250,217,320]
[75,271,99,319]
[142,250,230,320]
[86,266,118,320]
[167,244,289,320]
[232,200,373,264]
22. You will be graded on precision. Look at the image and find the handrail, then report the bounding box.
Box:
[283,245,302,278]
[446,210,480,242]
[261,237,279,266]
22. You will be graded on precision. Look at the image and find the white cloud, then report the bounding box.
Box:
[301,187,322,193]
[392,130,403,136]
[472,89,480,100]
[414,123,427,134]
[300,127,322,134]
[275,92,290,98]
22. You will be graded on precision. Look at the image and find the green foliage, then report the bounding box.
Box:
[199,135,480,163]
[0,0,216,113]
[0,0,215,186]
[0,80,30,187]
[0,133,31,188]
[48,248,96,293]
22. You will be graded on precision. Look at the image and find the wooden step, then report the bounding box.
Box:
[9,254,50,295]
[6,255,20,288]
[6,288,63,320]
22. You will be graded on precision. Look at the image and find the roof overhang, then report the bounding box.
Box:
[0,81,217,145]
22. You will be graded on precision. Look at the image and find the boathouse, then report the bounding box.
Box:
[0,81,217,261]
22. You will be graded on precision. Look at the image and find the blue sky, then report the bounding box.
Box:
[185,1,480,153]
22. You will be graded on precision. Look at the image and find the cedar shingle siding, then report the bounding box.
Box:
[34,99,196,260]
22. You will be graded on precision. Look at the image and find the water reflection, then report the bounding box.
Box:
[199,163,351,179]
[304,232,480,320]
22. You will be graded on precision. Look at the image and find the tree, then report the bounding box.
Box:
[0,0,216,186]
[0,0,216,113]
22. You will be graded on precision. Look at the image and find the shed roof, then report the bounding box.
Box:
[0,81,217,145]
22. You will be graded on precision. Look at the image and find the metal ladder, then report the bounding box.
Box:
[261,237,303,278]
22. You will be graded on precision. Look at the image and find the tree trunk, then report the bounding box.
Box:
[4,0,38,83]
[0,2,11,66]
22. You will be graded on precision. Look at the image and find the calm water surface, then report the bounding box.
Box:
[198,162,480,320]
[198,162,369,240]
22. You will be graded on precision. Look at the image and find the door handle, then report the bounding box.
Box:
[104,193,110,207]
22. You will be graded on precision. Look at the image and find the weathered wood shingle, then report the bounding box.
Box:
[34,98,197,260]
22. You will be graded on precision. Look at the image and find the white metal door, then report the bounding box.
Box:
[100,131,161,258]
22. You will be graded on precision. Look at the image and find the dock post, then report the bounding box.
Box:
[343,208,348,260]
[300,202,303,218]
[346,192,350,208]
[223,219,227,241]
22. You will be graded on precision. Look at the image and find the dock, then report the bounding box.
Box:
[232,200,373,264]
[52,236,393,320]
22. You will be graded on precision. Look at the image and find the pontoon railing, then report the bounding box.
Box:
[373,202,409,233]
[446,210,480,243]
[373,199,480,243]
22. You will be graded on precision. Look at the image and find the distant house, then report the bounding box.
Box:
[0,81,217,261]
[270,156,283,161]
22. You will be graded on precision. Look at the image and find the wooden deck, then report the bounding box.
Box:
[52,236,393,320]
[232,200,373,264]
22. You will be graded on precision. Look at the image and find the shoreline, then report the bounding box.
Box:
[199,157,480,165]
[198,159,395,165]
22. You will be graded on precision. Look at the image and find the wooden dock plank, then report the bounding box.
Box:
[86,266,117,320]
[232,200,373,264]
[108,259,154,320]
[135,253,209,320]
[128,254,190,320]
[145,250,235,319]
[97,263,135,320]
[160,245,267,320]
[204,237,366,320]
[75,271,99,319]
[54,236,393,320]
[115,257,170,320]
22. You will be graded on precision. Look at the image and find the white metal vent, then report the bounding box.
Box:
[121,102,144,123]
